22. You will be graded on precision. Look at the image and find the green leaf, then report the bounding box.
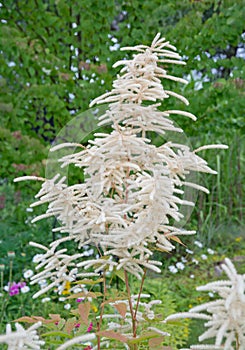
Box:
[42,331,72,338]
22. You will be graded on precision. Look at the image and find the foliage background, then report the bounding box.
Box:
[1,0,244,227]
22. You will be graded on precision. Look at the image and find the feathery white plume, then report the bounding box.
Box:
[165,258,245,350]
[0,322,44,349]
[15,33,227,286]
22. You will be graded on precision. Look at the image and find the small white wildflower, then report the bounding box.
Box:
[72,287,82,293]
[32,254,43,263]
[186,248,194,254]
[201,254,207,260]
[190,274,195,279]
[109,43,120,51]
[208,292,214,298]
[69,93,75,100]
[38,279,47,287]
[168,265,178,274]
[194,240,203,248]
[41,297,51,303]
[192,258,199,265]
[42,67,51,75]
[64,303,71,310]
[26,207,33,212]
[23,269,34,279]
[88,248,94,256]
[8,61,16,67]
[20,286,30,293]
[176,262,185,270]
[207,248,214,254]
[181,257,188,263]
[59,297,66,302]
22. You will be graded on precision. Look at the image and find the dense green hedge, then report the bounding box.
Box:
[0,0,244,221]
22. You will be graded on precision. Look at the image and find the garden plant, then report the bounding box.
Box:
[0,33,244,350]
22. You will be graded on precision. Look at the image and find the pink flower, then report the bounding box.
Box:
[86,322,93,332]
[84,346,92,350]
[74,323,80,328]
[76,298,84,302]
[17,281,26,288]
[8,282,20,296]
[8,281,28,296]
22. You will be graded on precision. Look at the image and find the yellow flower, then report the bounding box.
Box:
[91,304,98,312]
[235,237,242,242]
[62,281,71,295]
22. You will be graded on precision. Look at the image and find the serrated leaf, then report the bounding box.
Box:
[113,302,127,318]
[64,318,77,334]
[14,316,39,323]
[67,291,102,299]
[14,314,61,324]
[169,235,185,246]
[128,331,162,344]
[96,330,128,343]
[78,301,90,325]
[149,336,164,347]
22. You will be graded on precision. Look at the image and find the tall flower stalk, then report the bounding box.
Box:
[13,34,228,348]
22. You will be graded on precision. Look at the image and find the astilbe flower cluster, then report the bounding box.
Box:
[15,33,226,290]
[165,258,245,350]
[10,33,230,349]
[0,322,44,350]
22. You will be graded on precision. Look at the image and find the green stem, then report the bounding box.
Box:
[0,271,3,292]
[97,269,107,350]
[9,260,13,286]
[235,332,240,350]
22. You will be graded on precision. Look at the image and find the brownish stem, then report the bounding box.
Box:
[134,268,147,319]
[124,270,137,342]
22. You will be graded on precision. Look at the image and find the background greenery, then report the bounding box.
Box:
[0,0,244,348]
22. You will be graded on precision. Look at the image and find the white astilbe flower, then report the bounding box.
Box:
[28,241,91,298]
[56,333,96,350]
[15,33,227,282]
[165,258,245,350]
[0,322,44,349]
